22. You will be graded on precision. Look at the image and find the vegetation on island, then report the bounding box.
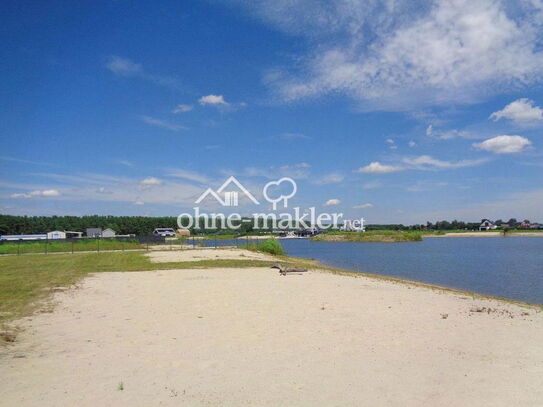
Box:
[312,230,423,243]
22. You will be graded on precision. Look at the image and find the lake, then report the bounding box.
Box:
[205,236,543,304]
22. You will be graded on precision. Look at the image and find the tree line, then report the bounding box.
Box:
[0,215,523,236]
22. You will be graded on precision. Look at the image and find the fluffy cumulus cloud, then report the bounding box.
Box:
[139,177,163,187]
[234,0,543,110]
[199,95,229,106]
[473,135,532,154]
[324,198,341,206]
[10,189,60,199]
[490,98,543,123]
[356,162,403,174]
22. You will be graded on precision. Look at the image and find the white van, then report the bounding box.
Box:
[153,228,176,237]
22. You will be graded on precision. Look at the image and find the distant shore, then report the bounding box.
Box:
[424,231,543,237]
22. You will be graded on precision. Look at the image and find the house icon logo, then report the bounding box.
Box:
[195,176,259,207]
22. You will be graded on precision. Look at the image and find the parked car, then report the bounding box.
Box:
[153,228,176,237]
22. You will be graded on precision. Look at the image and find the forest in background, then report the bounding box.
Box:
[0,215,499,236]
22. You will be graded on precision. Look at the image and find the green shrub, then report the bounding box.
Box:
[255,239,285,255]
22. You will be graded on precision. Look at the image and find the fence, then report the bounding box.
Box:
[0,235,271,256]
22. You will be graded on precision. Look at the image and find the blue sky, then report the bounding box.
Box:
[1,0,543,223]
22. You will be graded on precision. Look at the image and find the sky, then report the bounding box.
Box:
[1,0,543,224]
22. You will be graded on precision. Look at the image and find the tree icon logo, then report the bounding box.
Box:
[262,177,297,210]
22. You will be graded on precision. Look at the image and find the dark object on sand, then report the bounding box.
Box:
[271,263,308,276]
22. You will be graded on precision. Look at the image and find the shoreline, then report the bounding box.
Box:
[1,251,542,406]
[424,231,543,237]
[279,254,543,309]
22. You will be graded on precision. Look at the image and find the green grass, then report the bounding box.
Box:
[312,230,423,242]
[0,239,144,255]
[247,238,285,255]
[0,251,273,340]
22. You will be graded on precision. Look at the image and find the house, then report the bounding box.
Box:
[102,228,116,238]
[0,234,48,241]
[520,220,541,230]
[47,230,66,239]
[519,220,532,229]
[479,219,497,231]
[86,228,102,238]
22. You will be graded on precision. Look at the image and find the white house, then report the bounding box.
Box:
[479,219,497,231]
[47,230,66,239]
[101,228,116,238]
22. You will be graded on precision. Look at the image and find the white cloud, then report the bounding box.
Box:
[141,116,186,131]
[199,95,229,106]
[166,169,211,184]
[243,0,543,110]
[402,155,488,170]
[426,125,474,140]
[106,56,142,76]
[314,173,344,185]
[198,95,247,111]
[386,138,397,150]
[172,104,193,113]
[234,162,311,179]
[490,98,543,123]
[116,159,133,167]
[324,198,340,206]
[37,189,60,197]
[105,56,184,90]
[473,135,532,154]
[10,189,60,199]
[353,203,373,209]
[139,177,163,187]
[133,199,145,206]
[356,162,403,174]
[408,141,416,148]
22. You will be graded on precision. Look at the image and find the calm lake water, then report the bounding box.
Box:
[206,236,543,304]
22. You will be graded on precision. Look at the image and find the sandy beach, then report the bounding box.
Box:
[1,254,542,406]
[145,248,277,262]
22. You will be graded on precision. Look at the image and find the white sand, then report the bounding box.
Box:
[1,267,542,406]
[145,248,277,262]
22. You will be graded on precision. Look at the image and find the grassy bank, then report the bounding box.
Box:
[246,238,285,255]
[0,239,144,255]
[312,230,423,242]
[0,251,273,342]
